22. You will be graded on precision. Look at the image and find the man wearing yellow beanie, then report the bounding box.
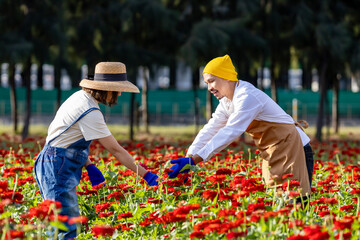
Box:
[168,54,314,205]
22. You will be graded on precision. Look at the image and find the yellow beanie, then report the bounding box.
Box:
[203,54,238,81]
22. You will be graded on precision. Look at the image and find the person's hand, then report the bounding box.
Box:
[86,164,105,186]
[143,172,159,186]
[168,157,195,179]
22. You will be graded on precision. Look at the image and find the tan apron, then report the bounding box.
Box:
[245,120,311,196]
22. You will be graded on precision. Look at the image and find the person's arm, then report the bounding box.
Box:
[187,101,229,156]
[84,158,92,168]
[168,94,263,179]
[98,135,148,177]
[195,93,263,162]
[191,154,203,164]
[80,111,158,186]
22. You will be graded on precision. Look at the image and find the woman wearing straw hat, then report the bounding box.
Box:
[168,55,314,204]
[34,62,159,239]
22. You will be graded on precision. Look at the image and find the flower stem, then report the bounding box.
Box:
[12,173,19,201]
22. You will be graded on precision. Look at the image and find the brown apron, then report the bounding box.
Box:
[246,120,311,196]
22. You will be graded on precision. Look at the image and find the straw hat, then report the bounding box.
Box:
[79,62,140,93]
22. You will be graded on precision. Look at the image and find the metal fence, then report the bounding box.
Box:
[1,88,360,126]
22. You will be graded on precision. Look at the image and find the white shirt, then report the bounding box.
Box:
[187,80,310,161]
[46,90,112,148]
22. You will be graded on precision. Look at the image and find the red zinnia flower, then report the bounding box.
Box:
[203,222,222,234]
[318,210,331,217]
[303,225,330,240]
[289,219,304,228]
[99,211,114,218]
[0,199,11,214]
[350,188,360,195]
[246,203,266,214]
[50,214,68,222]
[147,198,163,204]
[0,180,9,192]
[189,231,205,239]
[285,234,308,240]
[4,230,25,240]
[339,204,354,212]
[316,197,338,205]
[218,209,236,218]
[107,191,125,200]
[173,204,200,216]
[118,212,133,219]
[202,190,218,200]
[282,180,300,191]
[332,216,354,231]
[94,203,113,213]
[91,225,115,237]
[335,232,351,240]
[68,216,88,225]
[282,174,294,179]
[288,192,301,198]
[216,168,232,175]
[139,220,152,227]
[226,231,247,239]
[193,219,222,232]
[206,174,227,184]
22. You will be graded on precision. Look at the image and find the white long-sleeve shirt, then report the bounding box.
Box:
[187,80,310,161]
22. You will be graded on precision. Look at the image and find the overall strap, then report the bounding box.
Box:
[48,107,100,145]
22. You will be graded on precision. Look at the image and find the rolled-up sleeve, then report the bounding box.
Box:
[196,94,263,161]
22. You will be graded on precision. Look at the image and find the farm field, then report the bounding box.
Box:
[0,130,359,239]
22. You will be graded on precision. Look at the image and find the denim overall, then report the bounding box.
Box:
[34,107,99,239]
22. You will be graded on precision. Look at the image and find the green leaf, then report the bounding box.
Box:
[50,221,69,231]
[0,212,12,219]
[107,170,117,179]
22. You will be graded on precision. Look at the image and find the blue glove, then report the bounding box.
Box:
[168,157,195,179]
[86,164,105,186]
[143,172,159,186]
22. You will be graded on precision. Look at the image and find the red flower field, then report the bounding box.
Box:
[0,133,359,239]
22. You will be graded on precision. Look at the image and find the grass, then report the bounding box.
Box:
[1,123,359,143]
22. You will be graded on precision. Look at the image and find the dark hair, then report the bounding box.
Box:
[82,87,119,107]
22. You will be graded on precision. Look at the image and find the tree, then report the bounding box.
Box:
[0,0,32,134]
[180,17,230,129]
[290,1,351,140]
[118,0,179,135]
[312,2,351,141]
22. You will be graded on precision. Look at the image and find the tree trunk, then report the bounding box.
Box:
[301,57,312,90]
[332,74,340,134]
[279,60,289,89]
[141,67,149,133]
[192,68,200,133]
[128,70,137,141]
[206,91,213,121]
[9,62,18,133]
[129,93,135,141]
[134,101,140,131]
[55,0,64,110]
[22,58,32,140]
[315,55,328,141]
[169,59,176,89]
[270,61,278,103]
[37,61,44,88]
[258,56,264,91]
[54,64,62,110]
